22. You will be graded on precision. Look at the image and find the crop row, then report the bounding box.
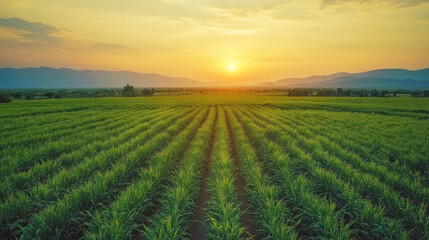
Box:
[0,107,167,179]
[142,106,217,239]
[0,106,180,200]
[1,103,427,239]
[203,108,244,239]
[250,106,429,206]
[18,107,206,239]
[82,106,210,239]
[232,107,352,239]
[239,106,428,239]
[0,107,199,238]
[0,106,145,151]
[275,108,425,184]
[0,108,102,138]
[263,106,429,180]
[225,107,297,239]
[0,105,90,119]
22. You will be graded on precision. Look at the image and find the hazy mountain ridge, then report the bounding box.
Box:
[262,68,429,89]
[1,67,429,89]
[0,67,205,88]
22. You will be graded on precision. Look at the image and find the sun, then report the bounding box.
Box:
[229,65,235,71]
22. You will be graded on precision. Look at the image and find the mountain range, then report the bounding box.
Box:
[260,68,429,89]
[0,67,428,89]
[0,67,204,88]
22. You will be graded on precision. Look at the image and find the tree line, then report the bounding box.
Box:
[122,84,155,97]
[285,88,429,97]
[0,84,156,103]
[1,87,429,104]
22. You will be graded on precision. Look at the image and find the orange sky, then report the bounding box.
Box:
[0,0,428,85]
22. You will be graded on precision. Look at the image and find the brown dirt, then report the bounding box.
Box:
[224,107,261,240]
[133,107,211,239]
[188,106,218,240]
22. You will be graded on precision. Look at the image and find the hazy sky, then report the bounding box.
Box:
[0,0,428,85]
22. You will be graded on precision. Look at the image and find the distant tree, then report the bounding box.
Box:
[140,88,154,96]
[358,90,369,97]
[12,92,22,98]
[316,89,324,96]
[0,92,12,103]
[123,84,136,97]
[393,92,397,97]
[303,89,310,96]
[379,90,389,97]
[336,88,344,96]
[344,89,352,96]
[288,88,298,96]
[370,89,379,97]
[410,92,420,97]
[25,92,35,100]
[288,88,309,96]
[44,92,55,98]
[423,90,429,97]
[54,94,62,99]
[325,88,335,96]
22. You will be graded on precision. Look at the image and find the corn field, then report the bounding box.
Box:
[0,96,428,239]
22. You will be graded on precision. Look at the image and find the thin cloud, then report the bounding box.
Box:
[0,18,66,43]
[92,43,139,52]
[0,18,137,52]
[207,0,287,14]
[255,57,309,62]
[320,0,429,9]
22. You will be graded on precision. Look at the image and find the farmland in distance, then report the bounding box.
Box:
[0,94,428,239]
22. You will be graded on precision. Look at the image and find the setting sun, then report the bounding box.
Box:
[0,1,428,85]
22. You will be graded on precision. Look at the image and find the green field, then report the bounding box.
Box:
[1,95,429,240]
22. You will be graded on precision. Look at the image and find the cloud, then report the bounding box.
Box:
[92,43,138,52]
[320,0,429,8]
[207,0,288,15]
[255,57,309,62]
[0,18,66,43]
[0,18,138,53]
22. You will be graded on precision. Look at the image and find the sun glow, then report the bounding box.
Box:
[229,65,235,71]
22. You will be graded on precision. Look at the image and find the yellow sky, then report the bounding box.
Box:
[0,0,428,85]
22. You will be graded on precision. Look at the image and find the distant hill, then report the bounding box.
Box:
[0,67,205,88]
[261,68,429,89]
[2,67,429,89]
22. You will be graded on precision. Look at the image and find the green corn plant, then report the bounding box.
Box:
[83,107,210,240]
[204,108,244,240]
[0,107,199,239]
[19,107,207,239]
[225,107,297,240]
[0,107,172,200]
